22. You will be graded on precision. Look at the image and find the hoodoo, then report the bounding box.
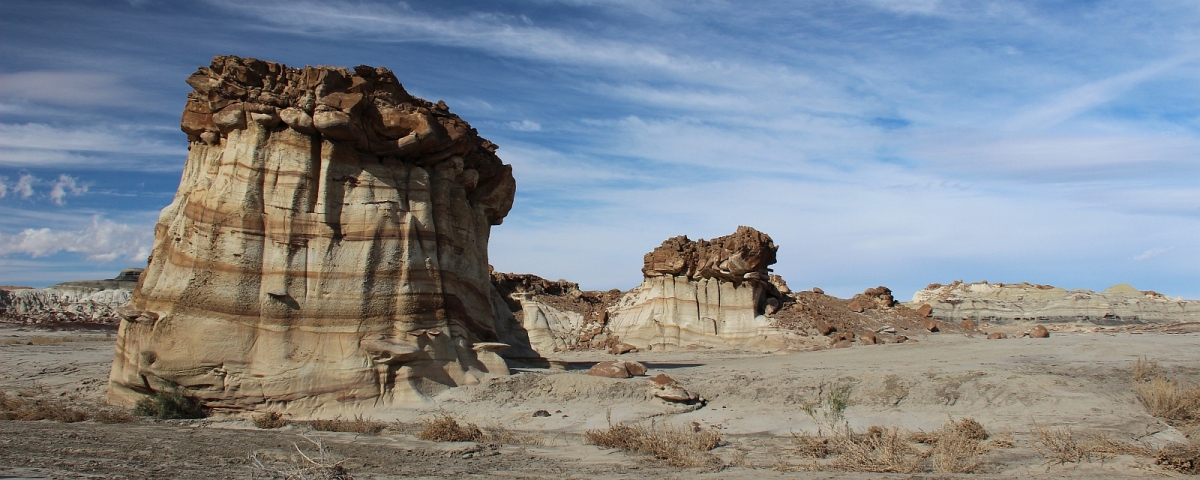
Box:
[606,226,789,350]
[108,56,520,415]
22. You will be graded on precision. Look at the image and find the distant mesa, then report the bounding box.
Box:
[908,280,1200,325]
[0,268,141,326]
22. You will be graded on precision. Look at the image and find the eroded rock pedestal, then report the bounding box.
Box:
[606,226,788,350]
[108,56,519,415]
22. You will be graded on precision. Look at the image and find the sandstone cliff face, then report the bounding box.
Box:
[909,281,1200,325]
[490,272,617,355]
[0,269,141,325]
[607,226,787,350]
[108,56,518,415]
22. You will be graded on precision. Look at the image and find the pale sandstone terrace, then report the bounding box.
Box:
[108,55,525,416]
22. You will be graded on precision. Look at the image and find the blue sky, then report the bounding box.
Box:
[1,0,1198,300]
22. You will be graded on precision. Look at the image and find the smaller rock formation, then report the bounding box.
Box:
[0,269,141,325]
[1029,325,1050,338]
[986,332,1007,340]
[910,281,1200,325]
[606,226,788,350]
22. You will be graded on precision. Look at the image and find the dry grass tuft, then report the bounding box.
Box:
[0,391,89,422]
[254,411,289,429]
[478,423,545,446]
[1032,424,1088,465]
[417,415,483,442]
[829,425,922,473]
[780,418,998,474]
[309,415,386,435]
[1134,376,1200,425]
[248,435,352,480]
[1133,356,1159,382]
[585,417,722,469]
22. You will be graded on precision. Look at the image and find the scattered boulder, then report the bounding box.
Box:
[848,301,865,313]
[813,287,824,294]
[829,332,855,344]
[532,410,551,417]
[831,340,853,349]
[610,342,638,355]
[586,360,647,378]
[815,321,836,336]
[924,319,939,332]
[916,304,933,317]
[859,332,880,345]
[960,319,976,331]
[587,360,635,378]
[648,374,699,403]
[987,332,1007,340]
[1030,325,1050,338]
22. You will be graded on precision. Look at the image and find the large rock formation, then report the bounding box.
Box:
[909,281,1200,325]
[0,269,141,325]
[108,56,519,415]
[606,226,788,350]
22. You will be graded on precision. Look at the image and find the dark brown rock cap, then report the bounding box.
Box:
[642,226,778,282]
[180,55,514,225]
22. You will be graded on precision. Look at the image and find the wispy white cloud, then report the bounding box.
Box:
[13,174,35,199]
[0,215,153,263]
[506,120,542,132]
[0,123,185,171]
[1007,54,1200,131]
[0,71,142,107]
[0,176,7,199]
[1135,247,1176,261]
[48,174,88,206]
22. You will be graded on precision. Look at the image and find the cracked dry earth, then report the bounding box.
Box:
[1,324,1197,478]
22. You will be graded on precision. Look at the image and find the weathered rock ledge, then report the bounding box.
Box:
[908,281,1200,325]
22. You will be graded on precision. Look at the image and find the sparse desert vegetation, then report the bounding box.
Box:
[585,415,723,469]
[307,415,387,435]
[134,389,207,419]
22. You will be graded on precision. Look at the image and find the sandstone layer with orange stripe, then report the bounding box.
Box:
[108,55,529,416]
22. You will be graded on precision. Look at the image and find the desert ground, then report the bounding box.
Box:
[1,323,1197,479]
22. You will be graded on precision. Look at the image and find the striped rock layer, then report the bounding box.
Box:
[108,56,519,416]
[908,281,1200,325]
[607,227,788,351]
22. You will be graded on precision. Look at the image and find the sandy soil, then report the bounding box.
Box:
[0,324,1196,478]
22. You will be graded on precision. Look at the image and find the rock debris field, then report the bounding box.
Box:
[2,323,1198,479]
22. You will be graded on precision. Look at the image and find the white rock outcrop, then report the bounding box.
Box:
[909,281,1200,325]
[605,227,788,351]
[0,269,140,325]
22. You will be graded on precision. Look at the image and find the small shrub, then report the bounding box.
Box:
[828,425,921,474]
[585,417,722,468]
[930,418,989,473]
[789,431,830,458]
[418,415,483,442]
[1135,376,1200,425]
[478,423,545,446]
[0,391,89,422]
[1133,356,1159,382]
[133,390,206,419]
[309,415,386,435]
[248,435,352,480]
[254,411,289,429]
[1032,424,1087,465]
